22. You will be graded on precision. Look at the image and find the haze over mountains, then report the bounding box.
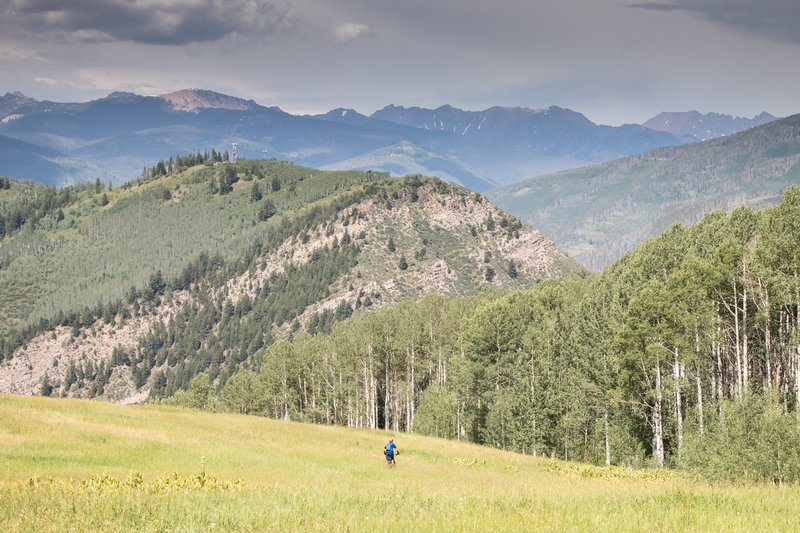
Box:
[1,88,774,190]
[489,113,800,270]
[643,110,778,142]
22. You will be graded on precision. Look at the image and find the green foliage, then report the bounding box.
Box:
[507,260,517,279]
[414,384,457,438]
[221,370,265,414]
[0,159,380,337]
[681,392,800,484]
[250,181,262,202]
[0,178,91,242]
[258,199,276,221]
[162,374,216,411]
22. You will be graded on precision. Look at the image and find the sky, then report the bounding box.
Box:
[0,0,798,125]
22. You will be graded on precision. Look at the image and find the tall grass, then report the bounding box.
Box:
[1,395,799,531]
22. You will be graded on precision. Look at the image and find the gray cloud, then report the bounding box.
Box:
[333,22,370,44]
[1,0,291,45]
[1,0,799,125]
[628,0,800,45]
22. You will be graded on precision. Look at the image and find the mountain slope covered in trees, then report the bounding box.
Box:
[489,113,800,270]
[0,157,578,403]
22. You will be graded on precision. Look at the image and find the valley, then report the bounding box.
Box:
[490,114,800,270]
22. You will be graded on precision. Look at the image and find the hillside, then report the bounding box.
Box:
[489,113,800,270]
[0,89,684,189]
[2,395,798,532]
[0,158,578,403]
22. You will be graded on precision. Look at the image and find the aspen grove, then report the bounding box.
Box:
[216,186,800,482]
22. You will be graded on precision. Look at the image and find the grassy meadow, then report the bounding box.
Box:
[1,395,798,532]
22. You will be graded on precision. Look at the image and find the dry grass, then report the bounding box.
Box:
[2,394,799,531]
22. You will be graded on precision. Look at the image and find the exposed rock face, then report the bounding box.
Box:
[0,179,578,404]
[159,89,260,113]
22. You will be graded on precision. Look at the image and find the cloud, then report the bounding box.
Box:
[333,22,370,44]
[627,0,800,45]
[0,45,43,60]
[0,0,292,45]
[33,76,60,85]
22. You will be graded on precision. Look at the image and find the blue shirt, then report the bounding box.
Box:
[385,442,397,455]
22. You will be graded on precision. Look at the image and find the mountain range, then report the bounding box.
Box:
[489,113,800,270]
[0,88,742,190]
[643,110,778,142]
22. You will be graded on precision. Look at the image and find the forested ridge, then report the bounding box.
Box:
[0,156,574,403]
[204,186,800,483]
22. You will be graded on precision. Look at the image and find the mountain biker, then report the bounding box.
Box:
[384,438,398,465]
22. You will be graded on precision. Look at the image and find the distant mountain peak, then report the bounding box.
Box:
[643,110,779,141]
[317,107,364,118]
[2,91,36,104]
[159,88,260,113]
[106,91,138,99]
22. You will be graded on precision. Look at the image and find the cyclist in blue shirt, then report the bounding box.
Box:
[384,439,398,466]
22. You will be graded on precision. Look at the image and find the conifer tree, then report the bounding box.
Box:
[250,181,262,202]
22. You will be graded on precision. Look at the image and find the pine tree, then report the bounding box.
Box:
[250,181,262,202]
[40,373,53,396]
[258,199,276,221]
[507,260,517,279]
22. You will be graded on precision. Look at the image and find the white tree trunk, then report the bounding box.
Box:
[733,281,743,397]
[795,345,800,422]
[696,367,704,436]
[674,349,683,459]
[604,411,611,466]
[653,362,665,468]
[742,269,749,392]
[409,345,416,432]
